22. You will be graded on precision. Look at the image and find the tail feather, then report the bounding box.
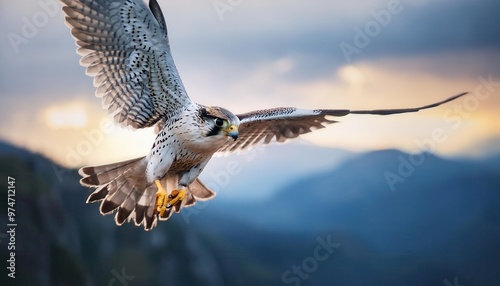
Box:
[79,157,217,230]
[101,179,130,215]
[144,194,157,229]
[115,186,139,225]
[134,188,156,227]
[98,176,135,216]
[86,184,108,203]
[79,157,143,186]
[189,179,216,201]
[115,179,153,225]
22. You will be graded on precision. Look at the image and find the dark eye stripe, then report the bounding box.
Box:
[206,126,221,137]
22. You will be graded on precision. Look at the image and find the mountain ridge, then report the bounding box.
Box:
[1,141,499,285]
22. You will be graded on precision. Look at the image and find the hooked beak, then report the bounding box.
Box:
[224,125,239,141]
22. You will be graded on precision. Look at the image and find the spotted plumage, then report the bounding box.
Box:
[60,0,467,230]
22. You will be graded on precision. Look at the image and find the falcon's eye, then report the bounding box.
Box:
[214,118,226,127]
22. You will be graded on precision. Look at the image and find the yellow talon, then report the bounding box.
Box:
[167,189,186,207]
[154,180,187,216]
[154,180,167,216]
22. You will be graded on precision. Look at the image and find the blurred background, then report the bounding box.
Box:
[1,0,499,285]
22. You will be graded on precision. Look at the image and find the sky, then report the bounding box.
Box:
[1,0,500,170]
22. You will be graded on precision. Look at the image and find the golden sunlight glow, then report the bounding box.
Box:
[44,103,89,130]
[263,54,500,157]
[338,65,366,87]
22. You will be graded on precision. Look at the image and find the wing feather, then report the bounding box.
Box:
[60,0,192,129]
[218,92,467,154]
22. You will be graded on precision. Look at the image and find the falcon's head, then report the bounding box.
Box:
[200,106,240,141]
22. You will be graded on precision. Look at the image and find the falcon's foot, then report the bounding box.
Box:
[154,180,168,216]
[154,180,187,216]
[167,189,186,208]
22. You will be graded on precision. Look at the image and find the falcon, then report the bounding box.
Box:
[60,0,467,230]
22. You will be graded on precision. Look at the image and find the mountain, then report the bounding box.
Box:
[200,141,355,202]
[194,149,500,285]
[0,141,229,286]
[1,141,499,286]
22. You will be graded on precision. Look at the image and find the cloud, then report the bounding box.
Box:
[299,56,500,156]
[170,0,500,80]
[1,0,499,166]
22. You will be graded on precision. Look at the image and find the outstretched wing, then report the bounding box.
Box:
[218,92,467,153]
[61,0,191,128]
